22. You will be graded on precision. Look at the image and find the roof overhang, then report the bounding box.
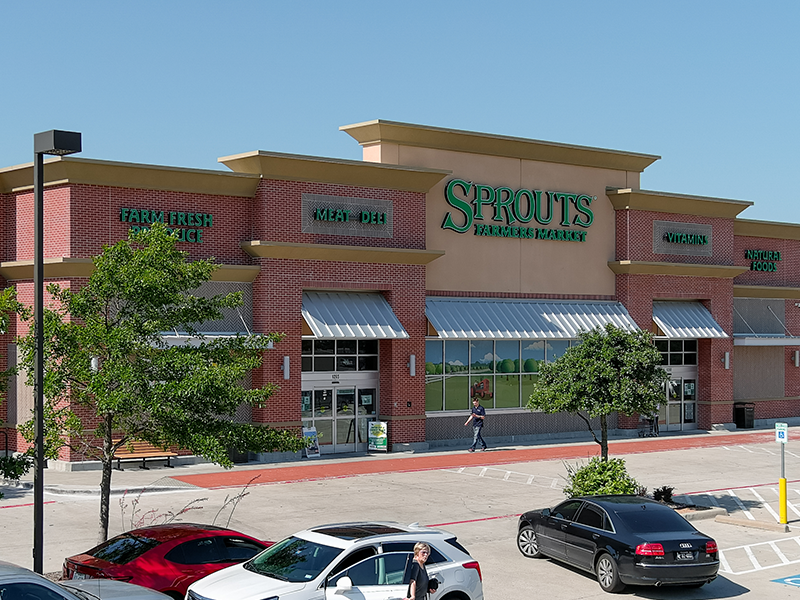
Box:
[733,285,800,299]
[302,291,409,339]
[340,120,660,173]
[242,241,444,265]
[733,336,800,346]
[0,156,260,197]
[425,298,639,339]
[219,150,450,193]
[609,261,748,278]
[734,219,800,240]
[653,302,728,339]
[607,188,753,218]
[0,259,259,282]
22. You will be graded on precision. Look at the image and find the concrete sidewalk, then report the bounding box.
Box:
[6,426,788,497]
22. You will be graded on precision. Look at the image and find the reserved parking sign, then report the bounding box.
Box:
[776,422,788,444]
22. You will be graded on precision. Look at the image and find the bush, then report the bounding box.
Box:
[0,454,33,482]
[562,457,641,497]
[653,485,675,503]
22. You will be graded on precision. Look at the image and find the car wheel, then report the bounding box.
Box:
[596,553,625,593]
[517,525,543,558]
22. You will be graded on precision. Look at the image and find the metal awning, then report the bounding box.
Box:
[733,335,800,346]
[302,291,409,339]
[652,301,728,339]
[425,298,639,339]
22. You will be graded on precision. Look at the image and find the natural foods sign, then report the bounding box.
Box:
[441,179,594,242]
[120,208,212,244]
[746,249,781,272]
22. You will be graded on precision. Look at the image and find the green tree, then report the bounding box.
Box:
[527,324,668,460]
[14,224,305,542]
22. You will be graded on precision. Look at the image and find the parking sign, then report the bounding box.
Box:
[776,422,788,444]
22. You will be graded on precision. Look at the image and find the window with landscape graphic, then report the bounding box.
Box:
[424,339,577,411]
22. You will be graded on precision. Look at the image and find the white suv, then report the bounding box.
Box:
[186,522,483,600]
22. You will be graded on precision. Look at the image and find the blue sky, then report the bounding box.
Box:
[2,1,798,222]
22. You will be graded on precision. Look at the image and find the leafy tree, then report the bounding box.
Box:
[14,224,305,542]
[527,324,668,460]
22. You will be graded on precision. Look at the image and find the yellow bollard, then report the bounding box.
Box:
[780,477,788,524]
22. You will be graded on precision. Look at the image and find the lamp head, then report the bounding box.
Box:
[34,130,82,156]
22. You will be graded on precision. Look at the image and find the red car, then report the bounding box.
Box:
[63,523,271,599]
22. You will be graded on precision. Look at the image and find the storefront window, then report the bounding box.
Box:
[655,339,697,366]
[425,340,444,411]
[546,340,570,362]
[424,339,582,411]
[522,341,545,373]
[469,340,494,373]
[495,340,519,374]
[302,339,379,372]
[444,341,469,374]
[444,376,469,411]
[495,373,520,408]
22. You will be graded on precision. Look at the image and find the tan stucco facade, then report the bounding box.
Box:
[345,122,652,296]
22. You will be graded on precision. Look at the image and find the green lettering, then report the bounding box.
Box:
[187,229,197,242]
[534,191,554,225]
[493,186,516,224]
[178,212,187,226]
[513,189,535,223]
[474,185,495,221]
[573,195,594,228]
[204,214,213,227]
[554,193,575,227]
[130,209,140,223]
[120,208,130,222]
[442,179,474,234]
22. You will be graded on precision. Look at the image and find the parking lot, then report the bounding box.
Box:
[1,432,799,598]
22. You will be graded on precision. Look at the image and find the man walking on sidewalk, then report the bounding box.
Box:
[465,397,487,452]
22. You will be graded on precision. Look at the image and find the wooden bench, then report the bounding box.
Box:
[112,439,178,471]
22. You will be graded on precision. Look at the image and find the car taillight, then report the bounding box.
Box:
[463,561,482,581]
[705,541,718,554]
[635,543,665,556]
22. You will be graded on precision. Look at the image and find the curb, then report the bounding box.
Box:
[6,480,197,496]
[681,506,727,522]
[715,514,791,533]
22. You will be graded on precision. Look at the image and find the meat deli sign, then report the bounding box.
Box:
[441,179,595,243]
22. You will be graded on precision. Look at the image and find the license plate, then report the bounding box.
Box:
[676,551,695,561]
[72,572,90,580]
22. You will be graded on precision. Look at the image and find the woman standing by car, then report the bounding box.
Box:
[406,542,432,600]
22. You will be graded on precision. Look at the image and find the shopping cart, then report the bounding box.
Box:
[637,416,658,437]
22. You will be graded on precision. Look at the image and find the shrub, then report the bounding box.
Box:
[0,454,32,482]
[562,457,641,497]
[653,485,675,503]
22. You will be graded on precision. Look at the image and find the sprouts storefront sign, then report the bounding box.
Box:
[441,179,595,242]
[120,208,212,243]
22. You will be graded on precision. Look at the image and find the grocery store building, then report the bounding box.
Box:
[2,120,799,464]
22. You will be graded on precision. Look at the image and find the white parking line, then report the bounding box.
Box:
[769,541,790,564]
[738,445,755,453]
[526,475,535,485]
[503,471,511,481]
[719,536,800,575]
[772,488,800,518]
[728,489,755,520]
[749,488,780,522]
[479,468,488,477]
[743,545,760,569]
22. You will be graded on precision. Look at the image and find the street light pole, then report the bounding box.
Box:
[32,130,81,574]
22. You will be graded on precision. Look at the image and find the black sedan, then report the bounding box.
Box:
[516,495,719,593]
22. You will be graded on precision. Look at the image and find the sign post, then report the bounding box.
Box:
[776,422,788,524]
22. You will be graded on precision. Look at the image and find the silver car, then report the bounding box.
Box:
[187,522,483,600]
[0,561,170,600]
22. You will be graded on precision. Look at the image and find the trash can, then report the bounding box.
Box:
[733,402,755,429]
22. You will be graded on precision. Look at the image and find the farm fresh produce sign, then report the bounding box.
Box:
[441,179,594,242]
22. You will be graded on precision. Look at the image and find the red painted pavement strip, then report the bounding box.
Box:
[0,501,56,509]
[171,430,775,490]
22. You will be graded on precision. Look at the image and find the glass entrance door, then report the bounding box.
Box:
[664,374,697,431]
[301,385,377,453]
